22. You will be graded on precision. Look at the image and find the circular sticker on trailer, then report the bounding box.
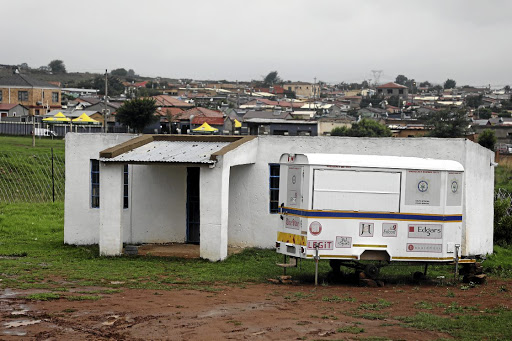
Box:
[451,180,458,193]
[417,180,428,193]
[408,244,414,251]
[309,221,322,236]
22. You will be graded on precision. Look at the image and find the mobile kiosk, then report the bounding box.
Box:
[276,153,471,280]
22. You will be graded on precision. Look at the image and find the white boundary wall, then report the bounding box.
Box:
[227,136,494,256]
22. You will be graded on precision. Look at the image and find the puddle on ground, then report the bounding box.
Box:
[4,320,41,328]
[2,330,27,336]
[10,309,29,316]
[0,288,18,299]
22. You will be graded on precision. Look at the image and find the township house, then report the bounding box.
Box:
[64,133,494,261]
[0,71,61,117]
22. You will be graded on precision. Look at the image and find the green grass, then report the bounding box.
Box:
[337,325,365,334]
[495,165,512,191]
[66,295,102,301]
[396,311,512,340]
[484,246,512,277]
[0,202,334,290]
[0,135,65,157]
[24,293,61,301]
[0,200,512,293]
[0,136,65,202]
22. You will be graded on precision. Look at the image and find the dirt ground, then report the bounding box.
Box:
[1,278,510,341]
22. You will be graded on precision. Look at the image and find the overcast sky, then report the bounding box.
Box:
[3,0,511,86]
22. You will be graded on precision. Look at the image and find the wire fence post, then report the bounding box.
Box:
[51,148,55,203]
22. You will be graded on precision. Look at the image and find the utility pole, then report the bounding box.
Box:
[314,77,317,101]
[32,112,35,147]
[104,69,108,133]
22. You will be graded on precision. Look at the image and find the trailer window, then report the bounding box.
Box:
[313,170,401,212]
[269,164,280,213]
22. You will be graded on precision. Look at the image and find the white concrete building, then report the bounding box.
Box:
[65,134,495,261]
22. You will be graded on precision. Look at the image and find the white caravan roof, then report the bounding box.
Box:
[280,153,464,172]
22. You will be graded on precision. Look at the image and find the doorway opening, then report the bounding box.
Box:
[186,167,200,244]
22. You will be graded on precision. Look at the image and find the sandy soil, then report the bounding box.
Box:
[1,278,510,340]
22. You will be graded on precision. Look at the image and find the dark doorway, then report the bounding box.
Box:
[186,167,200,244]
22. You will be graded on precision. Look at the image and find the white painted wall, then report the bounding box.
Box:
[227,136,494,257]
[64,133,137,245]
[65,133,187,246]
[99,163,124,255]
[128,164,187,244]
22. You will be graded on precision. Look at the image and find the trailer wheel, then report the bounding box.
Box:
[329,259,342,274]
[364,264,379,279]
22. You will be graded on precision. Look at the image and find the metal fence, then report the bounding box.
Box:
[0,150,65,203]
[0,121,128,137]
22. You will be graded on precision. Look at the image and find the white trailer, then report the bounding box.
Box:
[276,153,477,278]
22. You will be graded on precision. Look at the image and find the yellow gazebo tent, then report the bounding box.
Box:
[234,119,242,128]
[72,113,100,125]
[192,122,218,133]
[42,112,71,123]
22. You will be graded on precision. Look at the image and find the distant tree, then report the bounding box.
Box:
[501,100,512,110]
[466,95,483,108]
[48,60,66,74]
[331,126,349,136]
[136,87,161,97]
[111,68,128,77]
[478,129,496,151]
[505,85,511,93]
[92,75,125,96]
[127,69,136,77]
[116,98,158,133]
[419,81,432,88]
[263,71,281,86]
[387,95,400,107]
[444,79,457,89]
[427,109,470,138]
[361,80,369,88]
[360,95,383,108]
[331,119,392,137]
[433,85,443,95]
[395,75,408,85]
[348,82,362,90]
[478,108,492,119]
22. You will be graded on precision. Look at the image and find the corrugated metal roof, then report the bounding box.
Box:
[100,140,231,164]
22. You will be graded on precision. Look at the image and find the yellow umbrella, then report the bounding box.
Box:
[192,122,218,132]
[234,119,242,128]
[72,113,100,125]
[43,112,71,123]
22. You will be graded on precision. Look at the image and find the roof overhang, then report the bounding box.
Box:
[99,135,256,165]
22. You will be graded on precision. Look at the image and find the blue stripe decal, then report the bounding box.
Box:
[281,208,462,222]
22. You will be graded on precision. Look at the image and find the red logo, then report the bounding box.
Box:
[408,244,414,251]
[309,221,322,236]
[409,226,415,233]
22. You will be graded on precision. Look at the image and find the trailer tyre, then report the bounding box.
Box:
[364,264,379,280]
[329,259,342,274]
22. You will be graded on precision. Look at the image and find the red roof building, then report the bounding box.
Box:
[152,95,194,108]
[376,82,407,89]
[376,82,409,99]
[176,107,223,121]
